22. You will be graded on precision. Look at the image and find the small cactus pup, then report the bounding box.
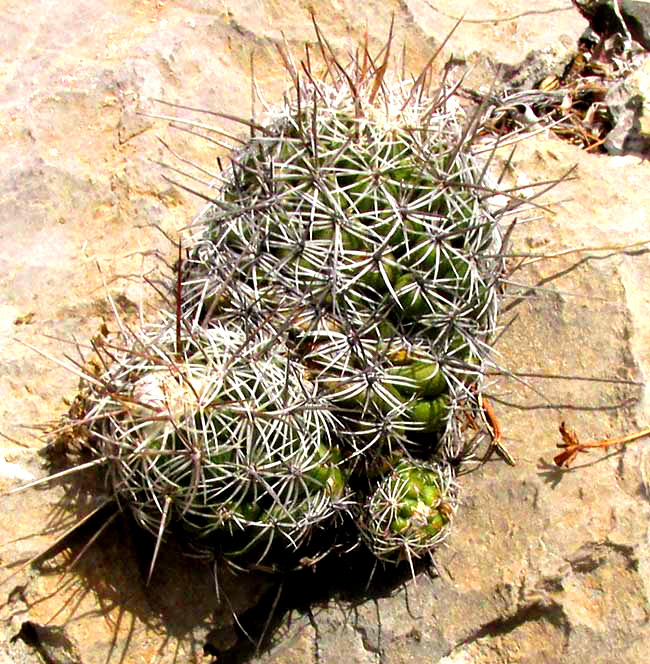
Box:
[172,21,519,479]
[359,458,457,568]
[81,319,349,573]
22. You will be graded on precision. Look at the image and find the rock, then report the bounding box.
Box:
[605,55,650,154]
[498,37,577,92]
[13,622,82,664]
[572,0,650,48]
[3,2,650,663]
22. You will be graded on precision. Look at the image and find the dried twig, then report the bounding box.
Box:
[480,395,516,465]
[554,421,650,468]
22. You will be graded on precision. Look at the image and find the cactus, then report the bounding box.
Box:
[179,47,506,478]
[84,321,349,567]
[359,458,457,564]
[30,24,540,575]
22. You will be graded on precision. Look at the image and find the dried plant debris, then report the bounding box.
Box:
[463,7,650,155]
[554,421,650,468]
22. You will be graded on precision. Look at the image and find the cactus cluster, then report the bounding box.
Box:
[76,30,525,572]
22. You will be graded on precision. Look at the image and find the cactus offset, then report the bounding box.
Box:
[85,321,348,567]
[360,458,457,564]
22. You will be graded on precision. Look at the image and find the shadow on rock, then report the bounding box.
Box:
[204,542,429,662]
[12,445,429,664]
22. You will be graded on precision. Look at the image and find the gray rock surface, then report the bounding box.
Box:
[605,55,650,154]
[3,2,650,663]
[573,0,650,47]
